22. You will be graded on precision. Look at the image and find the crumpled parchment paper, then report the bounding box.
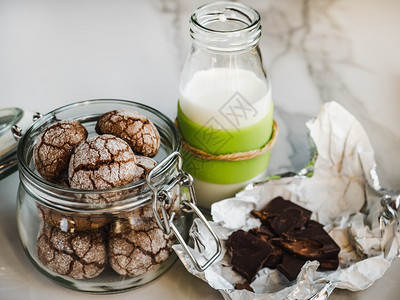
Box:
[173,101,400,299]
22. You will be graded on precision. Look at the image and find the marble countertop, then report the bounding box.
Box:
[0,0,399,299]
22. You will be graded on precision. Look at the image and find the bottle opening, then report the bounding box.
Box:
[192,2,259,32]
[190,1,261,52]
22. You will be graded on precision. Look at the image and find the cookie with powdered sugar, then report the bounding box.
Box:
[95,109,160,157]
[68,135,137,204]
[33,120,88,183]
[36,223,107,279]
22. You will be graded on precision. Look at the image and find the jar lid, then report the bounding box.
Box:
[0,107,35,179]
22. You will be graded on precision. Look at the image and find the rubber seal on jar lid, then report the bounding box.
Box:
[0,107,35,179]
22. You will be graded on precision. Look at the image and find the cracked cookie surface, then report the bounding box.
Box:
[33,120,88,183]
[133,155,157,181]
[37,204,110,231]
[95,109,160,157]
[118,182,180,221]
[36,223,107,279]
[108,217,175,277]
[68,135,137,196]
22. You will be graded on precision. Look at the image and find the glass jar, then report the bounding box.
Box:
[0,107,35,179]
[15,99,220,293]
[178,2,275,209]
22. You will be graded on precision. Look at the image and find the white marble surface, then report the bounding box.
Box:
[0,0,399,299]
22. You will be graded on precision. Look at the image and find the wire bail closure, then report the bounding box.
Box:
[146,151,222,272]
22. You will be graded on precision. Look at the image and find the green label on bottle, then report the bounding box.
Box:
[177,101,274,184]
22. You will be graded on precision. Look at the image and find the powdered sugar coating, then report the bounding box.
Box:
[108,218,174,277]
[95,109,160,157]
[117,183,180,221]
[33,120,88,183]
[68,135,137,192]
[133,155,157,181]
[36,223,107,279]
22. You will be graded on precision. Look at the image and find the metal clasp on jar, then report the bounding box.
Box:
[146,151,222,272]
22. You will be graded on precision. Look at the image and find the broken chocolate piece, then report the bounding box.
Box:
[306,219,324,228]
[235,281,254,292]
[276,254,306,282]
[250,209,265,222]
[249,226,283,268]
[318,258,339,270]
[263,239,283,268]
[270,207,309,235]
[249,225,275,243]
[227,230,272,282]
[251,197,312,233]
[229,198,340,286]
[275,236,323,258]
[279,226,340,261]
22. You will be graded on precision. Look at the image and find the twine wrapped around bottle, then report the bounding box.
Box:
[174,120,279,162]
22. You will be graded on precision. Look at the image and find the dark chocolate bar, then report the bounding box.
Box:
[235,281,254,292]
[227,230,273,282]
[251,197,312,235]
[279,226,340,261]
[318,258,340,270]
[305,219,324,228]
[249,225,275,243]
[229,198,340,285]
[270,207,309,235]
[276,254,307,282]
[249,227,283,268]
[263,239,283,268]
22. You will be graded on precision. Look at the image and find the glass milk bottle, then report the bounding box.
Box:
[178,2,275,209]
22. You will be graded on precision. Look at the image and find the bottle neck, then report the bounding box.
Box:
[190,1,262,53]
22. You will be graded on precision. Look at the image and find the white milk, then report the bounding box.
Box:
[179,68,271,130]
[179,68,272,209]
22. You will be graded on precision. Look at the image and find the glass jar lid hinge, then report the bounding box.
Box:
[146,151,222,272]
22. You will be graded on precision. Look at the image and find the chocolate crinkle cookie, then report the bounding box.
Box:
[118,183,181,221]
[36,223,107,279]
[108,217,175,277]
[133,156,157,181]
[68,135,137,193]
[128,156,158,195]
[33,120,88,183]
[95,109,160,157]
[37,204,110,232]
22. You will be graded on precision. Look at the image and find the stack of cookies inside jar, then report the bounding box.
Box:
[32,109,180,281]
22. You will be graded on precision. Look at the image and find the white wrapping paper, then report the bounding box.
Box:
[173,102,400,299]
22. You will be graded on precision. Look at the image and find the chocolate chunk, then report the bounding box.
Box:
[227,230,272,282]
[279,226,340,262]
[263,239,283,269]
[318,258,339,270]
[276,254,306,282]
[249,227,283,269]
[250,209,265,222]
[270,207,309,235]
[230,198,340,286]
[235,281,254,292]
[249,225,275,243]
[251,197,312,234]
[305,219,324,228]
